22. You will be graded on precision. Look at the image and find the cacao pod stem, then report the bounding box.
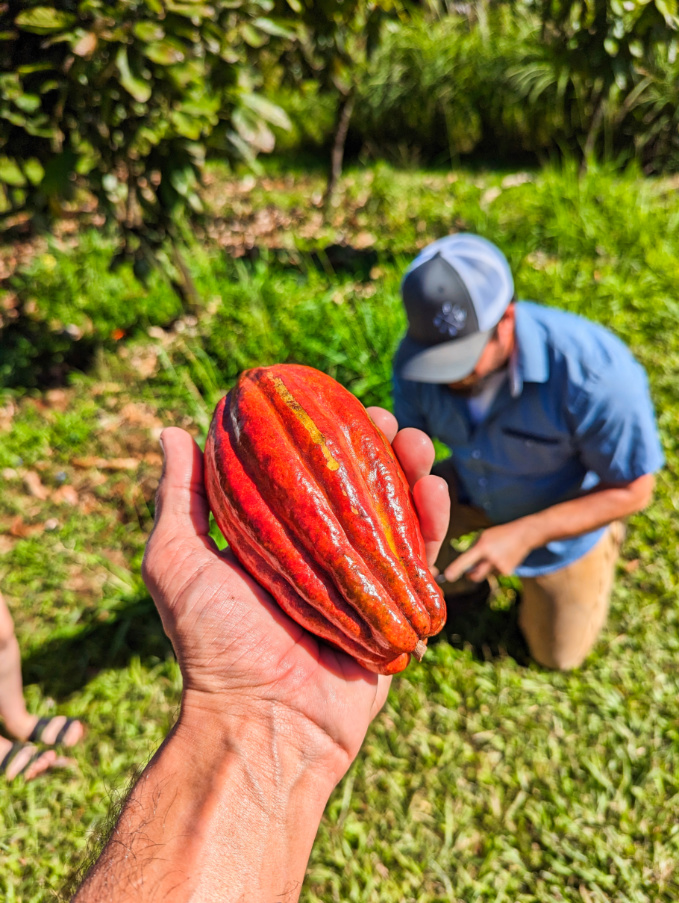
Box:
[413,640,427,662]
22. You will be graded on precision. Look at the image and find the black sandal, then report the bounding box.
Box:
[28,716,81,746]
[0,743,44,779]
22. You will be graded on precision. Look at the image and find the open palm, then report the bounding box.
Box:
[142,411,449,775]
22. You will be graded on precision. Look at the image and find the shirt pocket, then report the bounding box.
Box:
[498,426,571,475]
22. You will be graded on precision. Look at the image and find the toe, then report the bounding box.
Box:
[30,715,85,747]
[8,746,57,782]
[60,719,85,747]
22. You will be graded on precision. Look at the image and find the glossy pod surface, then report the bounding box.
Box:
[204,364,445,674]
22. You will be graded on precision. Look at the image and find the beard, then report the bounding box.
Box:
[447,365,508,398]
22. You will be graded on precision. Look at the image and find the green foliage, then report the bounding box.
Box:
[269,0,403,197]
[2,162,679,900]
[351,4,679,169]
[0,0,292,272]
[266,81,337,154]
[189,256,405,406]
[510,0,679,164]
[272,0,399,95]
[533,0,679,68]
[1,230,184,387]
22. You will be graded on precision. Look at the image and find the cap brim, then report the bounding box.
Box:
[400,330,492,383]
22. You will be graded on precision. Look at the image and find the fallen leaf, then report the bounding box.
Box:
[9,517,45,538]
[52,485,79,506]
[23,471,49,500]
[73,31,98,57]
[501,172,533,188]
[72,456,139,471]
[0,535,16,554]
[45,389,70,411]
[78,493,102,515]
[120,402,163,430]
[481,187,502,206]
[127,348,159,379]
[0,402,15,431]
[354,231,376,249]
[101,548,130,570]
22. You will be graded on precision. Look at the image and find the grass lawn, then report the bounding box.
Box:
[1,159,678,901]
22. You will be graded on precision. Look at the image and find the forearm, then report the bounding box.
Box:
[74,697,340,903]
[519,475,654,551]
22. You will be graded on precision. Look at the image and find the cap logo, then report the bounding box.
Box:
[434,302,468,338]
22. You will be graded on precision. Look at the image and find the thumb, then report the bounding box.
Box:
[153,427,211,539]
[142,428,213,598]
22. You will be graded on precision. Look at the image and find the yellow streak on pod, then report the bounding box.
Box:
[271,376,340,472]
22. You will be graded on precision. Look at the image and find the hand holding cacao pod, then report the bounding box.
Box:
[205,364,446,674]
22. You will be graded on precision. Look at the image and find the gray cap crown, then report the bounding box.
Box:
[402,253,479,345]
[399,234,514,383]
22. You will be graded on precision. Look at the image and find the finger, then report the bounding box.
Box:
[391,428,436,488]
[465,561,493,583]
[153,427,210,539]
[412,475,450,568]
[444,546,480,583]
[143,428,215,596]
[366,406,398,443]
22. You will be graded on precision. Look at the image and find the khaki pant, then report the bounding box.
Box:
[433,458,625,671]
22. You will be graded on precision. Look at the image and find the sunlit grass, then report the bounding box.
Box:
[1,159,678,900]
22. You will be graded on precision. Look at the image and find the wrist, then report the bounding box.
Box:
[517,512,548,553]
[76,693,341,902]
[178,687,349,793]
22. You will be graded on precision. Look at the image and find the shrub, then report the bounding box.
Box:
[0,0,292,285]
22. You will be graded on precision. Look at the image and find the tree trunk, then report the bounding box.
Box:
[581,92,607,173]
[171,242,201,313]
[323,91,355,210]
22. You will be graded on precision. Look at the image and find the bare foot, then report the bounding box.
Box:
[0,737,76,781]
[8,714,86,748]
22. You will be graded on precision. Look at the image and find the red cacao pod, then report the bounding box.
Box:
[204,364,445,675]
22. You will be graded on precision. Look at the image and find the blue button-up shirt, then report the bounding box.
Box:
[393,302,664,576]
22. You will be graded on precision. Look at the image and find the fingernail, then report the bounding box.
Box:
[159,435,165,458]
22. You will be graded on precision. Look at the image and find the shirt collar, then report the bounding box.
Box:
[510,302,549,396]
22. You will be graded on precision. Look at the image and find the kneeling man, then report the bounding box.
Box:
[393,233,664,670]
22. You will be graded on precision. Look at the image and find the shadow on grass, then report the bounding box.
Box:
[429,594,532,667]
[21,595,173,700]
[236,241,382,280]
[20,590,533,701]
[3,241,388,391]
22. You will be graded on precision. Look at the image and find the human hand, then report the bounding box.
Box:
[443,520,535,584]
[142,410,449,786]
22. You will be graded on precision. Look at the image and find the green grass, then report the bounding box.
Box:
[1,159,679,900]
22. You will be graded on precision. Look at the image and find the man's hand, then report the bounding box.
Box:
[442,473,656,586]
[142,409,450,783]
[443,520,534,584]
[75,410,450,903]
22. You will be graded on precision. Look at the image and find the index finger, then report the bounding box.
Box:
[366,406,398,443]
[152,427,211,539]
[444,545,484,583]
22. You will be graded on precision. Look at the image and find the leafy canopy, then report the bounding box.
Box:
[0,0,293,275]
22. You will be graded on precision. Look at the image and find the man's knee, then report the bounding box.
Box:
[518,601,597,671]
[526,640,590,672]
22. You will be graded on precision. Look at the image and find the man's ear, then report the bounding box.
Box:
[498,303,516,344]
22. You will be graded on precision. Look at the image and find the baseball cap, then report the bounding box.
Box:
[399,234,514,383]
